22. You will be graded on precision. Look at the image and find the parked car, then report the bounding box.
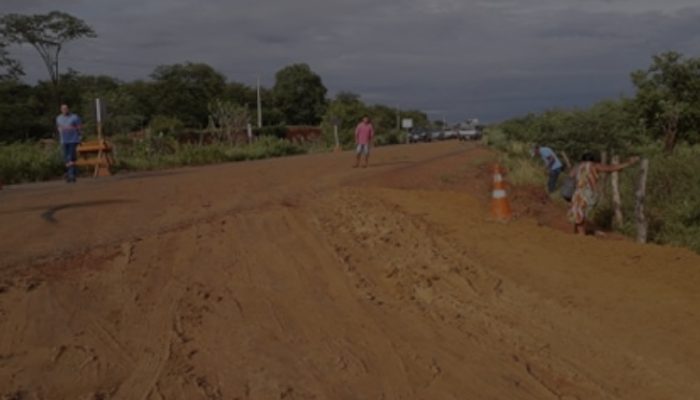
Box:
[456,119,484,141]
[408,128,432,143]
[457,128,481,141]
[442,128,459,140]
[430,130,445,141]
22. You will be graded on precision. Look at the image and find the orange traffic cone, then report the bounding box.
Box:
[491,164,512,221]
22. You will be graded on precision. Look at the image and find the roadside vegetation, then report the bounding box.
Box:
[0,11,428,184]
[487,52,700,253]
[0,135,311,184]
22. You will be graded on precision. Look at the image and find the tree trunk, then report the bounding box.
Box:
[227,126,234,146]
[52,46,62,106]
[663,128,678,153]
[611,155,623,228]
[635,158,650,243]
[663,113,679,153]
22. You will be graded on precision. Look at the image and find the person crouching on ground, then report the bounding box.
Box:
[56,104,83,183]
[533,144,563,193]
[568,152,639,235]
[354,116,374,168]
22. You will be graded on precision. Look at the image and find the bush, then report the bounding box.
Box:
[115,136,306,172]
[487,134,547,187]
[149,115,185,136]
[501,156,545,187]
[619,145,700,252]
[493,138,700,253]
[375,129,404,146]
[1,135,310,184]
[483,128,509,151]
[0,142,63,184]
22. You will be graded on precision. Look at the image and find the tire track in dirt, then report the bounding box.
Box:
[0,144,477,272]
[365,187,700,398]
[1,143,699,399]
[313,187,620,399]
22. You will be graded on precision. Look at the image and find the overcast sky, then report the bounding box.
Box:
[2,0,700,122]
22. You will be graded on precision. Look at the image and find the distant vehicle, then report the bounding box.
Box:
[442,128,458,140]
[408,128,431,143]
[456,119,483,141]
[457,128,480,141]
[430,130,444,141]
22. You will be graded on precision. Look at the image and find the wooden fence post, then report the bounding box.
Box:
[560,151,572,170]
[599,151,609,196]
[611,155,623,228]
[635,158,650,243]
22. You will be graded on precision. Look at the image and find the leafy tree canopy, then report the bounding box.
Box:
[273,63,327,125]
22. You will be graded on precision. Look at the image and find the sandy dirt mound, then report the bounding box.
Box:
[0,142,699,399]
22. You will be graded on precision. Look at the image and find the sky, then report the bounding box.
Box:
[2,0,700,123]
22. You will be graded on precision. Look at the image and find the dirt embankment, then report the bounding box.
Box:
[1,142,698,399]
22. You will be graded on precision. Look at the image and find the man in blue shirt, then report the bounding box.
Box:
[56,104,82,183]
[534,145,563,193]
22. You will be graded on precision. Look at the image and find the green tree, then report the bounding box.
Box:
[225,82,256,107]
[584,100,644,155]
[0,40,22,81]
[0,11,96,100]
[28,70,83,131]
[497,99,648,161]
[223,82,287,126]
[149,115,184,136]
[122,80,157,123]
[98,87,146,135]
[68,74,145,136]
[0,81,44,141]
[631,52,700,152]
[321,92,368,146]
[369,104,397,132]
[150,62,226,128]
[208,99,249,144]
[273,63,327,125]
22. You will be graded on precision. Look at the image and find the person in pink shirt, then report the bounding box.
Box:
[354,116,375,168]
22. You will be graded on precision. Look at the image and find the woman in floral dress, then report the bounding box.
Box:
[568,153,639,235]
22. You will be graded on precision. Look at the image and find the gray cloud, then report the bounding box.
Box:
[2,0,700,122]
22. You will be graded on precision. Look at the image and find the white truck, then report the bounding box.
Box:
[457,119,482,141]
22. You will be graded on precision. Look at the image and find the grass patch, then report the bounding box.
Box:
[1,136,311,184]
[116,136,307,172]
[488,136,700,254]
[0,142,63,184]
[500,156,545,187]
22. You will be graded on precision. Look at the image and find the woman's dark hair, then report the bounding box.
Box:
[581,152,596,162]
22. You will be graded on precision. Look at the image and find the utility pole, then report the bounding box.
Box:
[396,105,400,130]
[95,98,103,141]
[256,75,262,128]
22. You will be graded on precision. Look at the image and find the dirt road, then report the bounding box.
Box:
[1,142,699,399]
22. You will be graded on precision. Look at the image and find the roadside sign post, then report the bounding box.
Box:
[76,98,114,177]
[402,118,413,144]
